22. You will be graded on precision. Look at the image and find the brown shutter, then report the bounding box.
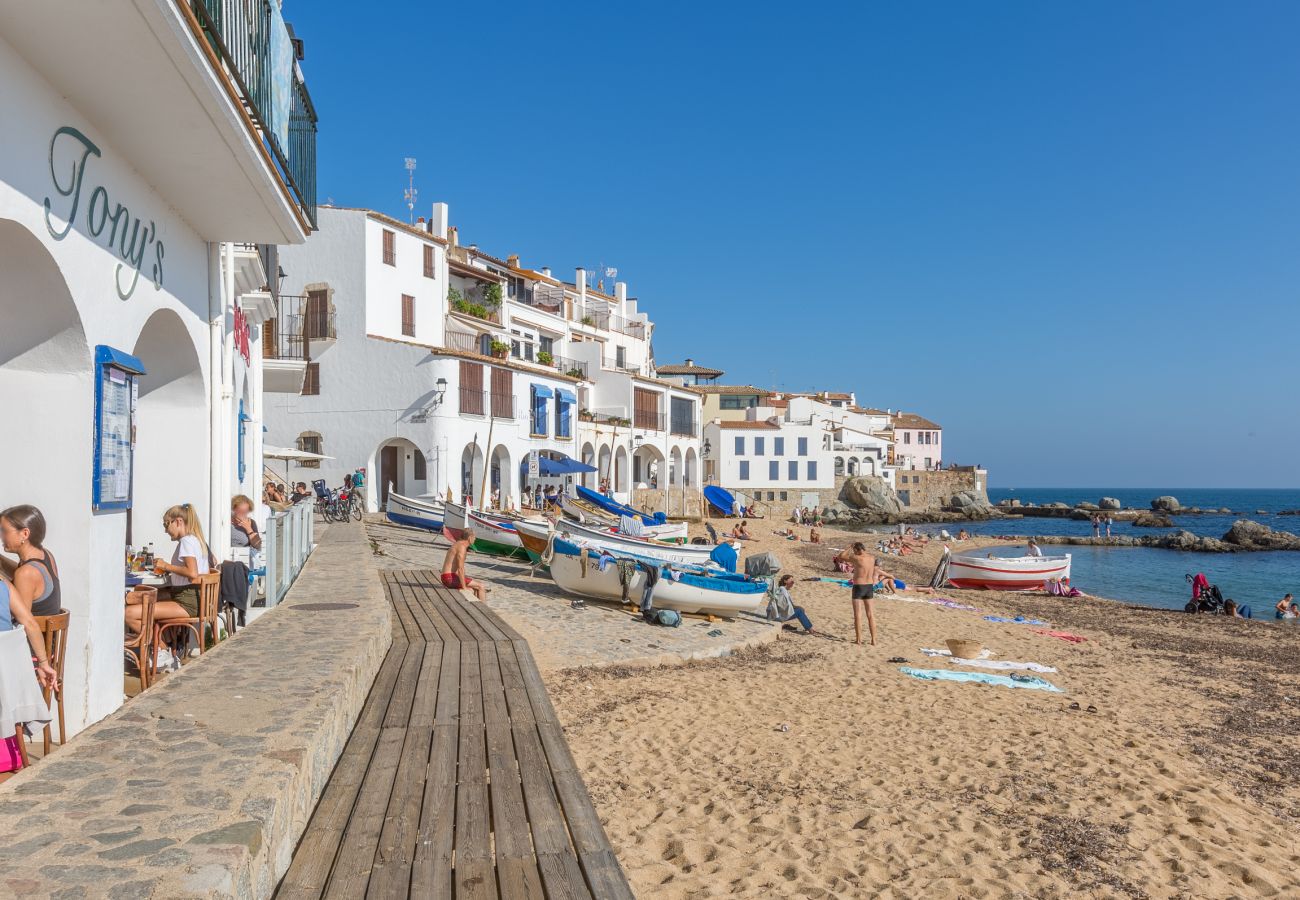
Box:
[401,294,415,336]
[634,388,660,430]
[302,362,320,395]
[263,318,277,358]
[305,290,327,339]
[490,368,513,418]
[382,229,395,265]
[459,360,484,415]
[423,244,435,278]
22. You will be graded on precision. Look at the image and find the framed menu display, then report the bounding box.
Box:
[93,345,146,511]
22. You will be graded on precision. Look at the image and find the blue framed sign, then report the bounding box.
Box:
[93,345,146,511]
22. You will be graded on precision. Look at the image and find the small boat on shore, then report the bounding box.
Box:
[556,519,719,566]
[547,537,766,617]
[573,485,666,526]
[386,490,445,532]
[442,501,533,559]
[946,551,1072,591]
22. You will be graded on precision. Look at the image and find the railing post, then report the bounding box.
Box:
[265,513,280,607]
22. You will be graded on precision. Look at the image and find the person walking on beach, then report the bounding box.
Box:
[834,542,880,646]
[1104,515,1113,538]
[441,529,488,601]
[1091,515,1100,538]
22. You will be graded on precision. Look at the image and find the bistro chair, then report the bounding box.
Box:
[152,573,221,674]
[32,610,69,756]
[124,586,158,691]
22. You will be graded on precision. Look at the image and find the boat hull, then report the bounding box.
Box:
[946,554,1072,591]
[555,520,718,566]
[513,520,553,565]
[385,491,445,532]
[443,501,532,559]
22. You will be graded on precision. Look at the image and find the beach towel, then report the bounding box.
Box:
[921,647,994,660]
[1032,629,1087,643]
[928,598,979,610]
[899,667,1063,693]
[983,615,1051,626]
[919,649,1057,674]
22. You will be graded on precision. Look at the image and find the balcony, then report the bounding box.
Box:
[603,358,644,376]
[634,411,666,432]
[490,393,516,420]
[459,387,486,417]
[535,353,589,380]
[444,330,491,356]
[263,295,306,361]
[510,283,566,317]
[449,296,502,325]
[670,418,698,437]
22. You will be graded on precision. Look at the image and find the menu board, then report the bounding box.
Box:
[94,364,136,509]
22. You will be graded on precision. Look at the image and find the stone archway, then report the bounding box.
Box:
[632,444,665,489]
[460,441,485,506]
[684,447,697,487]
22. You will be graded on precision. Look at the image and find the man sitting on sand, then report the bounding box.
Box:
[768,574,813,633]
[732,521,755,541]
[441,528,488,601]
[834,542,881,646]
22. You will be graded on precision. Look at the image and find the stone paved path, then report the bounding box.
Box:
[366,520,779,672]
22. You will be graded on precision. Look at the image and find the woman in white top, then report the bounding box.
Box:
[1026,538,1043,558]
[125,503,210,632]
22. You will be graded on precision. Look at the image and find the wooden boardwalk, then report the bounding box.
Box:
[277,570,634,899]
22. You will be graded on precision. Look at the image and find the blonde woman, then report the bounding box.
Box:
[125,503,210,632]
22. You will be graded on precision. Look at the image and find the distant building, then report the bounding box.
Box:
[656,358,724,387]
[891,412,943,470]
[697,385,773,422]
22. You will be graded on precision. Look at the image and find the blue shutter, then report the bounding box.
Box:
[808,461,818,480]
[754,437,764,456]
[735,436,744,455]
[788,461,798,480]
[739,461,749,481]
[774,437,784,456]
[769,461,779,481]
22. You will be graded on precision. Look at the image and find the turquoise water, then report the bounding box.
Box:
[957,489,1300,613]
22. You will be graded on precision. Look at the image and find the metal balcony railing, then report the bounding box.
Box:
[490,393,515,420]
[189,0,318,227]
[670,418,698,437]
[537,353,588,380]
[444,330,488,356]
[510,283,566,316]
[635,411,666,432]
[263,294,306,360]
[603,358,644,376]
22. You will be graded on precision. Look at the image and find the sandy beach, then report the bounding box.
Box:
[543,523,1300,898]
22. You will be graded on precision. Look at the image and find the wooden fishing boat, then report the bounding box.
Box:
[555,519,718,566]
[442,501,532,559]
[946,551,1072,591]
[385,490,445,532]
[513,519,554,565]
[548,538,766,617]
[557,495,687,542]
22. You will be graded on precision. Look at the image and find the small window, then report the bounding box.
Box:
[734,436,744,456]
[797,437,808,456]
[769,461,779,481]
[738,461,750,481]
[401,294,415,336]
[382,229,395,266]
[615,345,626,368]
[788,460,798,480]
[413,451,427,479]
[754,437,765,456]
[302,362,320,396]
[297,432,322,468]
[767,491,775,501]
[904,432,911,444]
[779,491,788,501]
[774,437,784,456]
[423,244,435,278]
[807,461,818,480]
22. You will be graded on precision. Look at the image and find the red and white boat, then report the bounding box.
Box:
[946,551,1071,591]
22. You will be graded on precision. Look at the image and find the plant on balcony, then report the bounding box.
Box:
[482,282,504,309]
[489,339,510,358]
[579,408,596,421]
[609,416,631,428]
[537,350,554,366]
[580,314,595,326]
[565,367,585,379]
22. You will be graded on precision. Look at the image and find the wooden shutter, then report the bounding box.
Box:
[262,318,277,358]
[423,244,435,278]
[401,294,415,336]
[302,362,320,396]
[305,290,328,339]
[459,360,484,415]
[382,229,395,265]
[490,368,513,418]
[634,388,659,430]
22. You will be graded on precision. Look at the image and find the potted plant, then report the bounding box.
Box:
[482,282,503,309]
[579,408,595,421]
[537,350,554,366]
[580,314,595,326]
[565,367,585,379]
[489,339,510,359]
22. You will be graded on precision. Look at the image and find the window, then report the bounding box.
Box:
[423,244,435,278]
[615,345,626,369]
[754,437,765,456]
[556,389,573,438]
[789,460,798,480]
[297,432,322,468]
[510,327,536,362]
[774,437,784,456]
[767,492,775,501]
[924,457,932,469]
[769,461,779,481]
[904,432,911,444]
[779,491,788,501]
[491,368,513,419]
[734,436,744,456]
[670,397,695,436]
[720,394,759,410]
[459,360,484,415]
[382,229,395,266]
[539,335,554,356]
[305,289,330,339]
[634,388,661,430]
[302,362,320,396]
[401,294,415,336]
[738,461,749,481]
[531,385,551,436]
[798,437,808,456]
[807,461,818,480]
[413,451,427,479]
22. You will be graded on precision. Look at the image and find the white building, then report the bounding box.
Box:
[891,411,944,470]
[0,2,318,732]
[265,206,703,510]
[702,416,834,508]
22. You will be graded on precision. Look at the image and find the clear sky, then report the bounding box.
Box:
[288,1,1300,488]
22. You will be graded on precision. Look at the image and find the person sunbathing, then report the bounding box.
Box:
[809,526,822,544]
[732,521,755,541]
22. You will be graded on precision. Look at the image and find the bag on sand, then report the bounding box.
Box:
[744,552,782,578]
[654,609,681,627]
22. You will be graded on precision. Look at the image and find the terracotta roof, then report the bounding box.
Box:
[630,373,705,395]
[851,406,890,416]
[655,362,724,376]
[508,265,563,287]
[892,413,941,430]
[694,385,772,395]
[715,420,780,430]
[768,398,789,408]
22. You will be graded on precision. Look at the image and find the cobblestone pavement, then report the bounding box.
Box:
[366,519,779,672]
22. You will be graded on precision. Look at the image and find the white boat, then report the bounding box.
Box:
[555,495,686,541]
[946,551,1072,591]
[553,519,718,566]
[386,490,445,532]
[547,538,766,617]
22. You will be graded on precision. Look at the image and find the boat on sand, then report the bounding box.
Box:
[946,551,1072,591]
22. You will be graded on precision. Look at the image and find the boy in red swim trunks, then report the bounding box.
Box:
[441,528,487,601]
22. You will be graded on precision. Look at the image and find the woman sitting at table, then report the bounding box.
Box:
[230,495,262,551]
[125,503,210,632]
[1,505,64,621]
[0,573,57,691]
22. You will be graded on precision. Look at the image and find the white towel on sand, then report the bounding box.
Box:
[920,647,1056,674]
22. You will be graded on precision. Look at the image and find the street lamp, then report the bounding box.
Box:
[434,377,448,405]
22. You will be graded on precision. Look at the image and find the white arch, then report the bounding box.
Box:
[669,446,683,487]
[684,447,697,487]
[460,441,485,506]
[834,455,845,475]
[597,443,613,491]
[490,443,512,509]
[375,437,427,506]
[614,445,629,495]
[580,441,596,489]
[633,443,665,489]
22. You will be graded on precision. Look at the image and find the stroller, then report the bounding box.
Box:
[1185,572,1225,614]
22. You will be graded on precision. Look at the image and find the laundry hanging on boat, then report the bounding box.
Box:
[637,561,661,617]
[983,615,1051,626]
[899,666,1063,693]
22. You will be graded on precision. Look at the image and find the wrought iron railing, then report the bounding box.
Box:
[444,330,486,356]
[635,411,666,432]
[603,358,644,376]
[537,353,588,380]
[670,418,698,437]
[511,282,566,316]
[188,0,318,227]
[264,294,306,360]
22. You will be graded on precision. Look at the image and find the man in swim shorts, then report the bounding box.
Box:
[441,528,487,601]
[835,542,880,646]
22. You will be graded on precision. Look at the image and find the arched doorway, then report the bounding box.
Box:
[834,456,846,476]
[684,447,697,487]
[460,442,485,506]
[613,446,629,495]
[632,444,665,489]
[132,309,207,548]
[847,456,859,475]
[489,444,512,509]
[597,444,612,491]
[580,442,596,489]
[376,437,427,506]
[669,447,682,487]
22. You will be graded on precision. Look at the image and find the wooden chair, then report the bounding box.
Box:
[152,573,221,676]
[32,610,69,756]
[124,586,158,690]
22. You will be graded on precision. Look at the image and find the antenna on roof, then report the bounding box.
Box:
[403,157,418,224]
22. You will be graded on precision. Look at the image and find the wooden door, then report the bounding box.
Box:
[381,446,399,505]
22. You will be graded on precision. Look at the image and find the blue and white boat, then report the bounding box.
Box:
[572,485,666,526]
[385,490,445,532]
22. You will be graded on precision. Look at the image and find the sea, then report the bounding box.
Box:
[952,488,1300,615]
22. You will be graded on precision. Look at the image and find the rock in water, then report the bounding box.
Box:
[1221,520,1300,551]
[1132,512,1173,528]
[839,476,903,515]
[1151,496,1181,512]
[1076,502,1099,511]
[947,490,997,519]
[1099,497,1121,510]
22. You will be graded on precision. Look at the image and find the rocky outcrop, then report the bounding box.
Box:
[839,476,903,516]
[1221,520,1300,551]
[945,490,996,519]
[1099,497,1121,510]
[1132,512,1173,528]
[1151,496,1181,512]
[1076,502,1099,511]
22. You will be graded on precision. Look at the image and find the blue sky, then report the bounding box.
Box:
[289,1,1300,488]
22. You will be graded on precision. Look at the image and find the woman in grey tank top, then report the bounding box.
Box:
[1,505,62,619]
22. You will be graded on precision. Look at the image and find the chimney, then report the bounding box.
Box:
[448,225,459,247]
[430,202,449,239]
[541,267,551,278]
[615,281,627,304]
[417,216,426,228]
[507,254,520,269]
[685,358,694,367]
[575,268,587,297]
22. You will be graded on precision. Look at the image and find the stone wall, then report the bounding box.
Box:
[631,486,704,520]
[894,469,986,510]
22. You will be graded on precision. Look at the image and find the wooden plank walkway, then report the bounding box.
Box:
[277,571,635,900]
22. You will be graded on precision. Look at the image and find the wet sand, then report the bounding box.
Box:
[545,524,1300,898]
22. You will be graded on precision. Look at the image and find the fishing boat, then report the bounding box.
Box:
[573,485,665,526]
[557,495,687,542]
[385,490,445,532]
[556,519,719,566]
[946,551,1072,591]
[513,519,554,565]
[442,501,532,559]
[547,537,766,617]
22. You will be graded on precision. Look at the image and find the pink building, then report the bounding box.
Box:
[892,412,942,470]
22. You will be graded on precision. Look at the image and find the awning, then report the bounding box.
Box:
[264,446,334,462]
[531,384,554,399]
[520,453,597,476]
[556,388,576,404]
[95,345,146,376]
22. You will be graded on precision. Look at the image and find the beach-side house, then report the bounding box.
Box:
[265,205,702,510]
[891,412,943,471]
[0,1,318,732]
[656,359,724,388]
[698,384,774,423]
[701,416,835,509]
